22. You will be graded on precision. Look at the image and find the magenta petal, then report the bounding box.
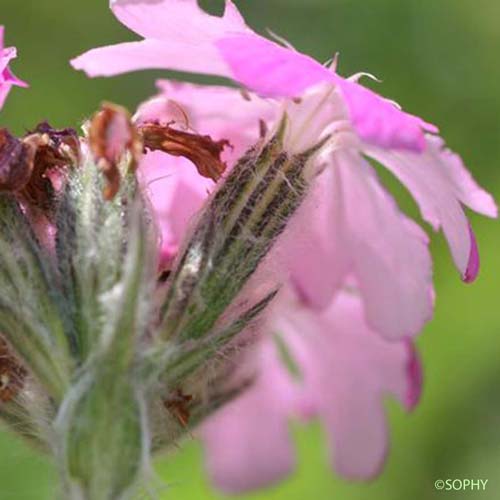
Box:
[77,3,435,153]
[462,224,480,283]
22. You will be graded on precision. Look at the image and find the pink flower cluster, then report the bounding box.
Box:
[10,0,493,493]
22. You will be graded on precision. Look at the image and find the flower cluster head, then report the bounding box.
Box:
[0,2,497,499]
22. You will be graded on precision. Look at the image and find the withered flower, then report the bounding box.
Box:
[88,102,142,200]
[139,123,230,181]
[0,124,80,210]
[0,128,37,192]
[23,122,81,210]
[28,121,81,169]
[0,336,27,403]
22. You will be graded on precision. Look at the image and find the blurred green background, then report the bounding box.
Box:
[1,0,499,499]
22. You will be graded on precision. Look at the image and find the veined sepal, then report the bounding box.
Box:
[158,115,321,346]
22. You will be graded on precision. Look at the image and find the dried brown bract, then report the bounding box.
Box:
[88,102,142,200]
[164,389,193,427]
[0,337,27,403]
[139,123,230,181]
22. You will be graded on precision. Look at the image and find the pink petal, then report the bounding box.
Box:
[335,154,434,339]
[217,34,435,151]
[201,287,422,489]
[71,39,230,78]
[279,168,349,310]
[216,34,335,98]
[324,381,389,480]
[366,136,497,281]
[0,82,12,109]
[2,66,28,88]
[111,0,248,40]
[138,150,213,264]
[201,342,297,493]
[274,291,421,480]
[320,294,421,478]
[0,27,28,110]
[289,151,433,340]
[336,78,437,151]
[73,0,250,79]
[0,47,16,74]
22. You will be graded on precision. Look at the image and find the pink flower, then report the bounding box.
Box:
[71,0,497,491]
[133,81,428,488]
[202,289,422,492]
[137,78,496,341]
[72,1,496,302]
[0,26,28,110]
[130,80,425,493]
